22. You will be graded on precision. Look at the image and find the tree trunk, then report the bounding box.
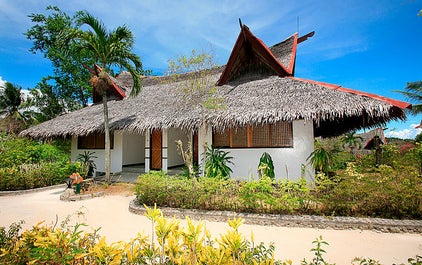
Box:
[102,93,111,184]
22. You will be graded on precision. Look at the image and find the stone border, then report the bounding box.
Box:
[60,189,105,201]
[129,200,422,234]
[0,184,66,196]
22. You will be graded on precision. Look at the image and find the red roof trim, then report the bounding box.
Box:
[216,28,245,85]
[93,64,126,100]
[290,77,411,109]
[217,25,294,85]
[287,33,298,74]
[242,26,291,75]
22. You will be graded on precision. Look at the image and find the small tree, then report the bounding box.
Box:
[0,82,28,134]
[175,140,195,178]
[340,131,363,154]
[167,49,224,176]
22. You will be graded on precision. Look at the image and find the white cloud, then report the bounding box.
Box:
[385,123,422,139]
[0,76,5,89]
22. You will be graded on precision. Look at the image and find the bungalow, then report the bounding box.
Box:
[21,24,410,180]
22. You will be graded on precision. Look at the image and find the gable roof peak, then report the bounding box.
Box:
[217,24,298,86]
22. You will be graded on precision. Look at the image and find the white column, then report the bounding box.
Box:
[162,128,168,172]
[144,130,150,173]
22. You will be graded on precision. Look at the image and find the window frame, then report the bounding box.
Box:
[212,122,293,148]
[77,133,114,149]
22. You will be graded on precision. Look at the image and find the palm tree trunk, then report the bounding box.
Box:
[102,93,111,184]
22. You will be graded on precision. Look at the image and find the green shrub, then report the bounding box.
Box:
[258,152,275,179]
[205,145,233,179]
[318,163,422,218]
[1,213,420,265]
[0,134,77,191]
[0,161,82,191]
[136,172,313,215]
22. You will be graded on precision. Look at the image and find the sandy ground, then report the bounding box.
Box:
[0,187,421,264]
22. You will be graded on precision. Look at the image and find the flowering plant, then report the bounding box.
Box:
[69,173,83,184]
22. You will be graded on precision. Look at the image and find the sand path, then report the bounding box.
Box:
[0,187,420,264]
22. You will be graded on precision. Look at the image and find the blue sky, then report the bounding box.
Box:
[0,0,421,138]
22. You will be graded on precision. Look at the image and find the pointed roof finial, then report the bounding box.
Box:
[238,18,243,29]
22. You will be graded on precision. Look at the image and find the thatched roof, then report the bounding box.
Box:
[20,25,410,139]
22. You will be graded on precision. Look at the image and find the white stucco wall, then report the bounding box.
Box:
[122,133,145,165]
[197,120,314,181]
[71,131,124,173]
[167,128,189,167]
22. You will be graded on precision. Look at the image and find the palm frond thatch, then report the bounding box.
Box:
[20,71,408,139]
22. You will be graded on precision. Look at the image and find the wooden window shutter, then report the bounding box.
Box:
[213,130,230,148]
[231,126,248,147]
[252,124,270,147]
[271,122,293,147]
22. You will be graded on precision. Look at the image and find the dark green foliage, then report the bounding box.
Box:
[76,151,97,177]
[415,132,422,143]
[0,82,22,115]
[395,80,422,114]
[135,172,313,214]
[26,5,92,111]
[205,145,233,179]
[307,140,334,174]
[258,152,275,179]
[0,134,81,191]
[136,152,422,219]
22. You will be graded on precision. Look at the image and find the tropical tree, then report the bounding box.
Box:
[167,49,223,176]
[0,82,27,133]
[340,131,363,153]
[395,81,422,114]
[0,82,22,116]
[26,6,93,112]
[70,12,144,183]
[25,79,66,123]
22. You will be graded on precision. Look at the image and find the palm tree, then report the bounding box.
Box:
[341,131,363,154]
[0,82,22,116]
[395,81,422,114]
[0,82,27,133]
[73,12,143,183]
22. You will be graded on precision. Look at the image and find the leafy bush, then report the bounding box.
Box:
[0,161,82,191]
[136,171,313,215]
[317,163,422,218]
[0,133,70,167]
[258,152,275,179]
[205,145,233,179]
[0,209,283,265]
[0,134,80,191]
[1,212,420,265]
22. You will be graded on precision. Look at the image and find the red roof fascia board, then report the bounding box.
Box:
[290,77,411,109]
[216,27,245,85]
[287,33,298,74]
[93,64,126,100]
[241,26,292,76]
[110,81,126,99]
[217,25,295,85]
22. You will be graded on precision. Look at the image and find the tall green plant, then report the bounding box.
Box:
[258,152,275,179]
[307,140,333,174]
[205,145,233,179]
[76,151,97,177]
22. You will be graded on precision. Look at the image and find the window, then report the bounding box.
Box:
[213,122,293,148]
[78,133,114,149]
